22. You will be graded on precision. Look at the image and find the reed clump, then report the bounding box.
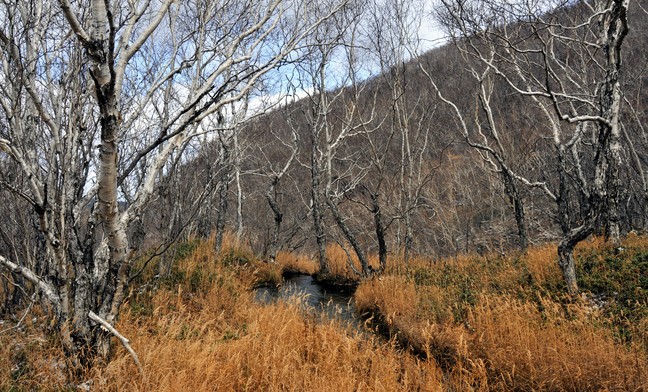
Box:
[0,315,76,390]
[275,250,319,275]
[321,243,381,283]
[244,242,384,283]
[463,294,647,391]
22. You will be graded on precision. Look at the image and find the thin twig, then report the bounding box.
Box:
[0,292,36,335]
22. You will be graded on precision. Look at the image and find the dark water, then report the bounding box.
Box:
[255,274,359,326]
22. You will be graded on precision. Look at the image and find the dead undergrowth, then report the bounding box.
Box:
[1,237,443,391]
[355,236,648,391]
[2,235,647,390]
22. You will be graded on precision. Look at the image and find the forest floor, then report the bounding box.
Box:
[1,234,647,391]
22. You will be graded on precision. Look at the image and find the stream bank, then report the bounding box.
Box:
[255,273,359,327]
[254,273,427,359]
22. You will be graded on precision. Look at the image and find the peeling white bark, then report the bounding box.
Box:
[0,255,61,314]
[89,311,144,377]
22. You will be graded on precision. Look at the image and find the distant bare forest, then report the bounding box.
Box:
[154,1,648,284]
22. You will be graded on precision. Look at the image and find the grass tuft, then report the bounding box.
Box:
[275,251,319,275]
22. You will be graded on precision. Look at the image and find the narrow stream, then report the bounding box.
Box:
[255,274,359,327]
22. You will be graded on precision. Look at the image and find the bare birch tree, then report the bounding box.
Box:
[366,0,443,263]
[256,111,300,263]
[294,1,381,278]
[0,0,346,359]
[432,0,631,294]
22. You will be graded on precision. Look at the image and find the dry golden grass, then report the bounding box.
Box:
[355,276,418,323]
[2,238,445,391]
[275,250,319,275]
[355,276,466,369]
[95,240,444,391]
[619,231,648,248]
[324,243,381,282]
[354,237,648,391]
[99,297,443,391]
[3,235,647,391]
[249,260,284,286]
[218,231,254,254]
[523,243,563,285]
[256,244,380,280]
[462,294,648,391]
[254,243,388,282]
[0,303,82,390]
[326,243,363,281]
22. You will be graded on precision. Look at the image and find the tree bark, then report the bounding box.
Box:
[215,135,231,253]
[501,169,528,250]
[598,0,629,246]
[557,241,579,296]
[310,128,328,275]
[325,196,371,277]
[371,192,388,273]
[234,130,244,240]
[265,182,283,263]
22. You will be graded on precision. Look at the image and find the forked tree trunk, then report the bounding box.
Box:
[556,153,582,296]
[65,0,132,358]
[325,196,371,277]
[555,151,598,296]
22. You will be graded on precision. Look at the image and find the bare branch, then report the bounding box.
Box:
[0,255,60,312]
[57,0,91,44]
[89,311,144,377]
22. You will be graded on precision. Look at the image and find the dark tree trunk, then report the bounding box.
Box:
[557,241,578,296]
[325,196,371,277]
[598,0,628,246]
[555,151,597,296]
[556,152,581,296]
[501,169,528,250]
[371,192,388,273]
[265,181,283,263]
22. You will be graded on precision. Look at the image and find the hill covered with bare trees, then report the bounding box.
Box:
[150,0,648,287]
